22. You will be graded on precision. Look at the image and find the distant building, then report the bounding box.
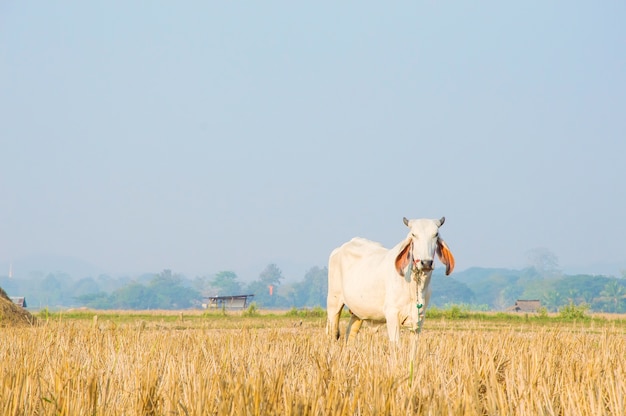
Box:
[203,294,254,310]
[10,297,27,308]
[507,299,541,313]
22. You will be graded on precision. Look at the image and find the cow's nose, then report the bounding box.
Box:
[420,260,433,269]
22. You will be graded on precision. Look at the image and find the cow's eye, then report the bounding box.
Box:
[434,233,439,238]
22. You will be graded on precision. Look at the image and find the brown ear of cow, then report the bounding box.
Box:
[436,239,455,276]
[395,240,412,276]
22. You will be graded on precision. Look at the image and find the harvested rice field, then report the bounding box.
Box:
[1,310,625,415]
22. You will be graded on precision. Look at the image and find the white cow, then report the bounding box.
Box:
[327,217,455,343]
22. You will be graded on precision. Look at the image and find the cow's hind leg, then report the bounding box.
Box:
[346,313,363,344]
[326,300,344,340]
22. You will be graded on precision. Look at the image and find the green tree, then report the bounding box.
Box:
[499,284,524,310]
[565,288,580,304]
[246,264,285,307]
[290,266,328,307]
[75,292,111,309]
[246,280,276,307]
[73,277,100,298]
[209,271,243,296]
[95,274,129,293]
[147,270,200,309]
[40,273,72,306]
[259,264,283,286]
[542,291,564,312]
[579,290,595,305]
[86,270,201,310]
[112,282,152,309]
[600,281,626,313]
[150,269,180,287]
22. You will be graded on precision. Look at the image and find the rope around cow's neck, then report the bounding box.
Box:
[405,254,425,330]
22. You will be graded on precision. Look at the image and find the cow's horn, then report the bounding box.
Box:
[403,217,409,226]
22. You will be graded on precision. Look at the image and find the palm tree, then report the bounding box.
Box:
[600,281,626,313]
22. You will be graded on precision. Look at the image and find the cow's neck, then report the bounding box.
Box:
[405,269,431,332]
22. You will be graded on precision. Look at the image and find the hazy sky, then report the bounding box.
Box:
[1,2,625,280]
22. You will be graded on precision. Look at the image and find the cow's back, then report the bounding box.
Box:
[328,238,390,321]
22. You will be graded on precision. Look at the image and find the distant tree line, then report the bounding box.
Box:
[1,263,625,313]
[0,264,329,310]
[192,264,329,309]
[76,269,199,310]
[426,248,626,313]
[429,267,626,313]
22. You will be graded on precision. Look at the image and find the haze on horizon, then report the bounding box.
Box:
[1,2,625,281]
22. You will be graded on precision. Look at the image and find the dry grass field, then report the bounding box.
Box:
[1,310,625,415]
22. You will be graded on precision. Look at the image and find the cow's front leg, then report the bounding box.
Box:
[385,310,401,343]
[345,314,363,344]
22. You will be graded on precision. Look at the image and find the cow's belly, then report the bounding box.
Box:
[341,264,388,321]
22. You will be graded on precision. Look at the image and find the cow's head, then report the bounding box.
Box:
[395,217,455,276]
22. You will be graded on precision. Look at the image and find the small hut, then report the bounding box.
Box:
[203,294,254,310]
[507,299,541,313]
[10,297,27,308]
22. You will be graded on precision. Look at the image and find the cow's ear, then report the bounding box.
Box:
[395,240,412,276]
[436,238,455,276]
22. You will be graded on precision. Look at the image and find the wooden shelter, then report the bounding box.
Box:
[204,294,254,310]
[10,297,27,308]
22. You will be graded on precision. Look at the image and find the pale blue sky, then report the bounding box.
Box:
[1,2,625,280]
